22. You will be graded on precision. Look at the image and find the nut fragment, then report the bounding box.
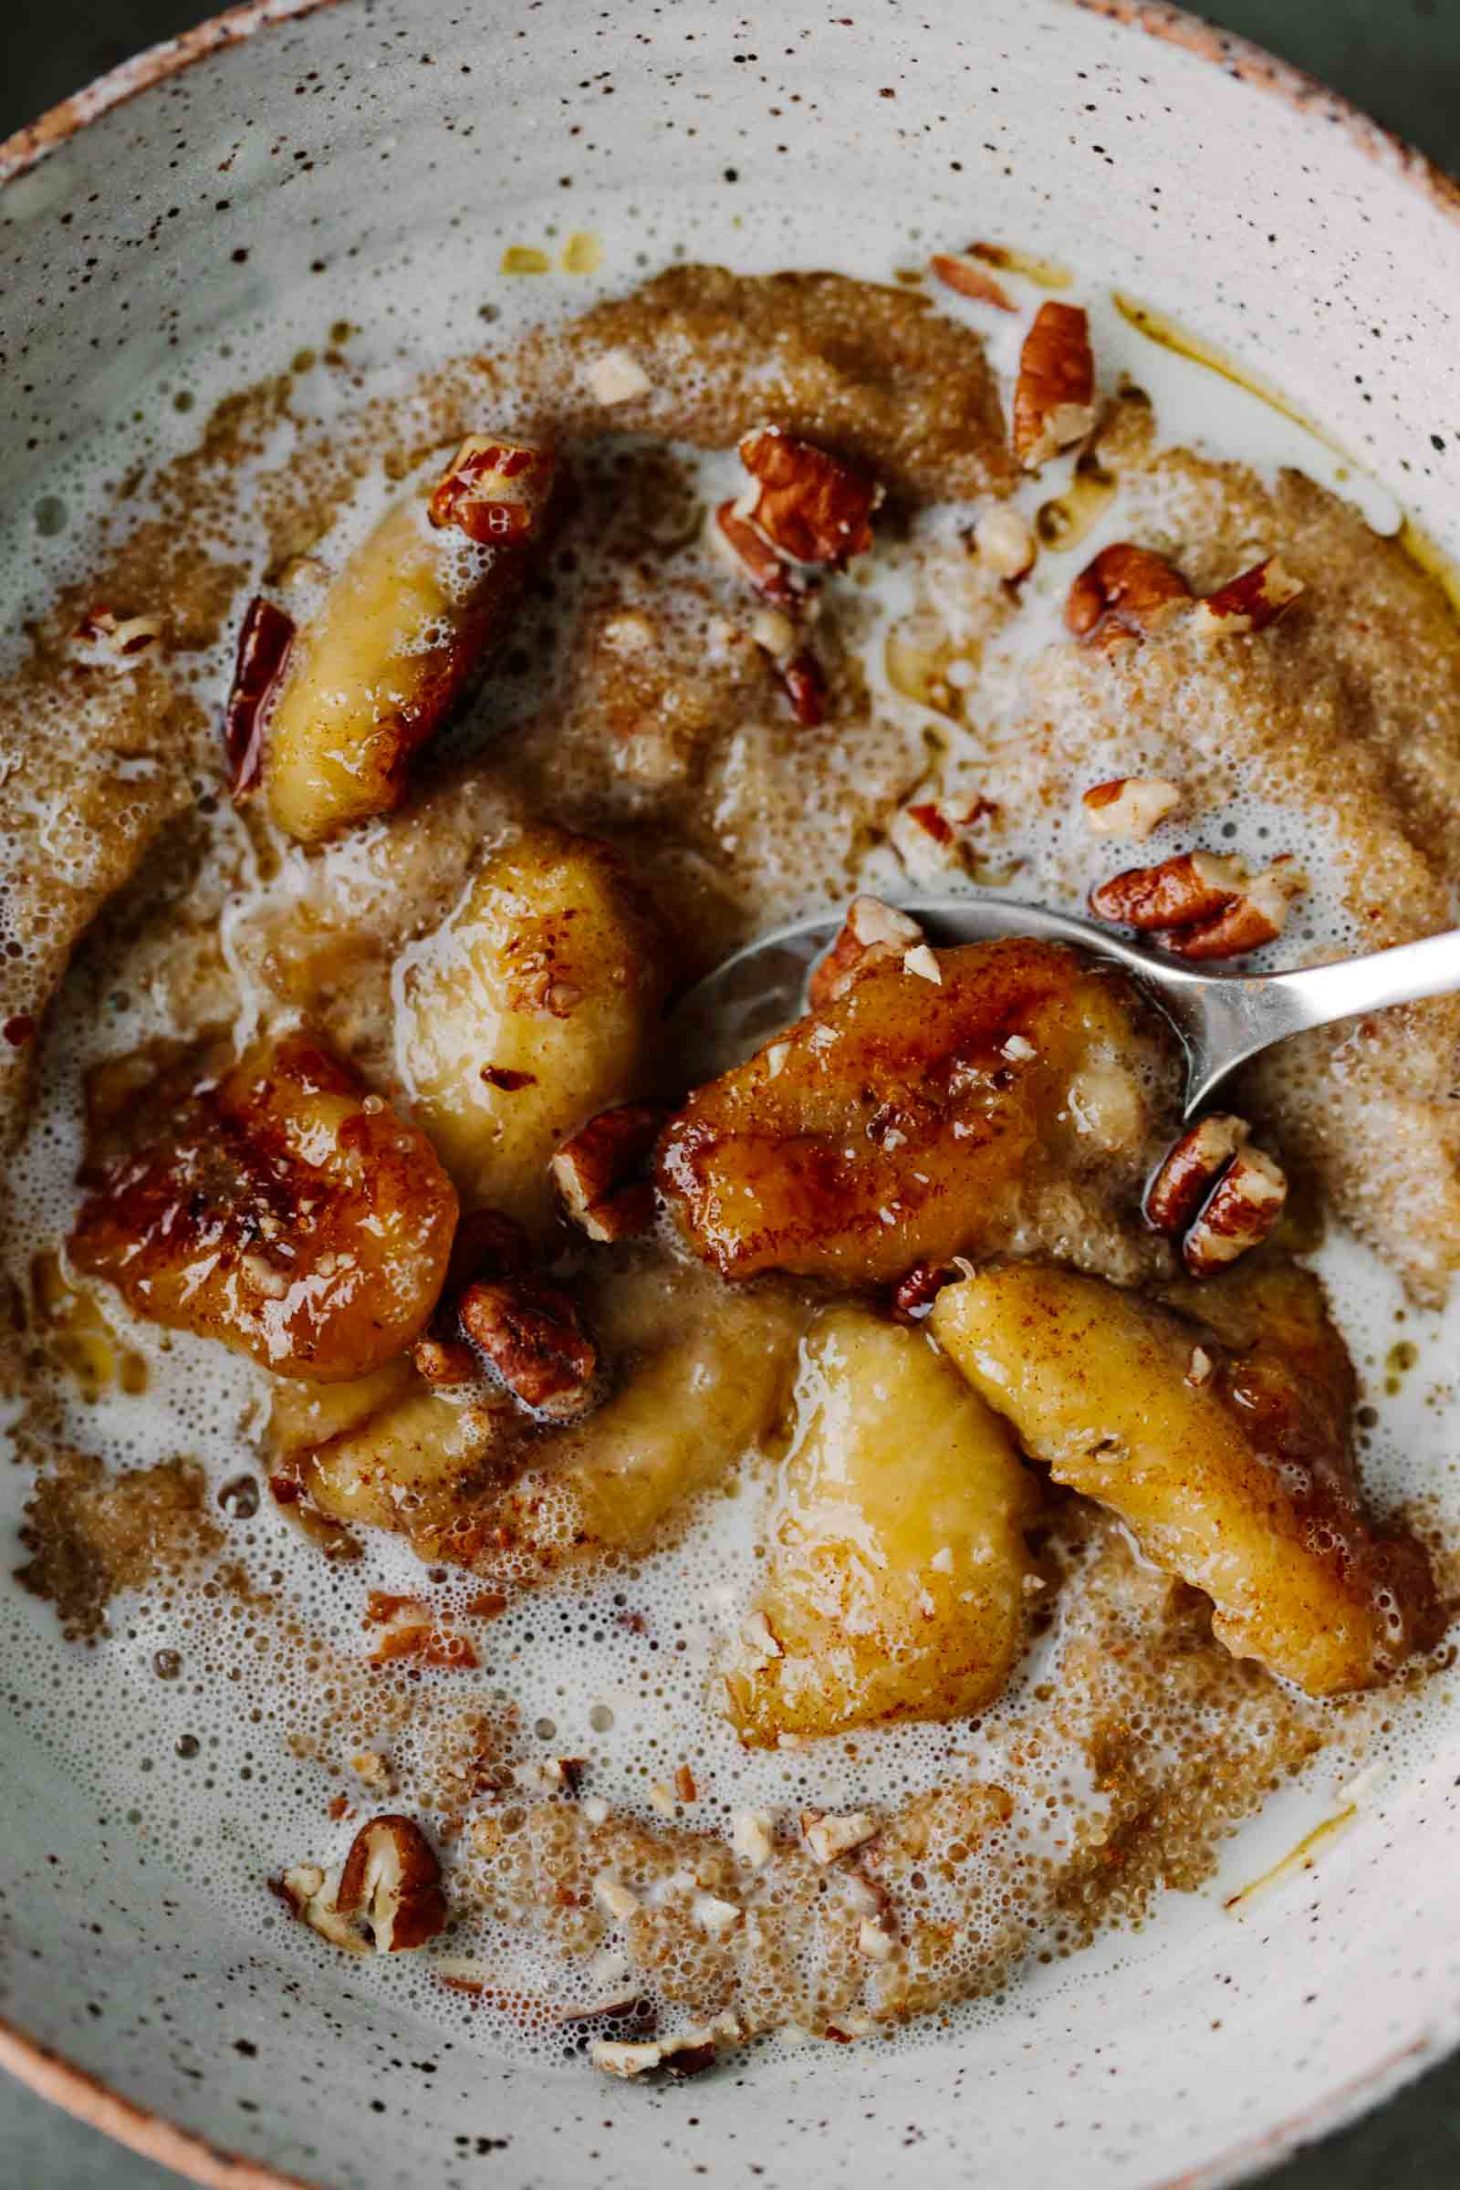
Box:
[889,1259,960,1324]
[459,1277,597,1419]
[593,1873,641,1923]
[335,1814,447,1951]
[692,1892,743,1937]
[271,1864,370,1954]
[1191,554,1304,639]
[1081,775,1182,841]
[1158,858,1309,961]
[1013,301,1096,468]
[551,1103,664,1243]
[971,504,1035,580]
[428,436,554,546]
[731,1809,775,1870]
[1089,849,1246,932]
[363,1591,479,1670]
[736,426,880,567]
[1182,1145,1288,1275]
[902,943,942,985]
[887,795,1001,882]
[800,1809,877,1864]
[584,346,653,406]
[713,500,804,604]
[1065,543,1191,652]
[777,648,828,728]
[70,607,165,669]
[930,252,1015,311]
[807,896,925,1011]
[858,1918,896,1961]
[590,2012,742,2081]
[1144,1113,1251,1236]
[223,595,296,797]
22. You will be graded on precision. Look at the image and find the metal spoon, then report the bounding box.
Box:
[676,894,1460,1119]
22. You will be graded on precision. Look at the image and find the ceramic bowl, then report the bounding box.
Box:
[3,3,1460,2184]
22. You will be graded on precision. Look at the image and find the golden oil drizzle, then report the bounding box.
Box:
[30,1251,149,1401]
[1223,1801,1356,1911]
[973,242,1073,290]
[1398,517,1460,618]
[560,232,603,276]
[1110,292,1327,441]
[500,245,552,277]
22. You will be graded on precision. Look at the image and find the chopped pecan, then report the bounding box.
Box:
[1089,850,1246,932]
[364,1592,479,1670]
[224,596,296,798]
[807,896,925,1011]
[1145,1114,1251,1235]
[930,252,1015,311]
[1191,554,1304,640]
[552,1103,664,1243]
[70,607,165,669]
[778,648,828,727]
[890,1259,960,1323]
[888,794,1001,882]
[1182,1145,1288,1275]
[1065,543,1191,651]
[736,426,880,567]
[1159,858,1309,960]
[1013,302,1096,468]
[1081,775,1182,841]
[270,1864,369,1954]
[591,2012,742,2081]
[428,437,554,547]
[459,1277,597,1419]
[713,500,804,604]
[584,346,653,406]
[335,1814,447,1951]
[801,1809,877,1864]
[970,505,1035,580]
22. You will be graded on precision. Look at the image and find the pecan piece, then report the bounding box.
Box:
[1013,302,1096,468]
[777,648,828,728]
[1089,850,1246,933]
[335,1814,447,1951]
[1191,554,1304,640]
[224,596,296,797]
[890,1259,960,1324]
[552,1102,664,1243]
[970,505,1035,580]
[70,607,165,669]
[364,1592,479,1670]
[1065,543,1191,651]
[713,500,804,604]
[1182,1146,1288,1275]
[736,426,880,567]
[459,1277,597,1419]
[428,436,554,547]
[1159,858,1309,960]
[1144,1114,1251,1235]
[1081,775,1182,841]
[807,896,926,1011]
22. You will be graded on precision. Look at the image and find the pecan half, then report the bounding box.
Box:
[1159,858,1309,961]
[459,1277,597,1418]
[224,596,296,797]
[1144,1114,1251,1235]
[807,896,926,1011]
[736,426,880,568]
[1182,1146,1288,1275]
[1191,554,1304,640]
[1013,302,1096,468]
[552,1103,665,1243]
[1089,850,1245,932]
[428,437,554,547]
[1065,543,1191,652]
[1081,775,1182,841]
[335,1814,447,1952]
[930,252,1015,311]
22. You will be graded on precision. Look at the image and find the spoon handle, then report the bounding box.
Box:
[1260,927,1460,1038]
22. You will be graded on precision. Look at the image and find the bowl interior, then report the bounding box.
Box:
[3,4,1460,2185]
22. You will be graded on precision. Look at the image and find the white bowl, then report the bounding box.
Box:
[3,4,1459,2184]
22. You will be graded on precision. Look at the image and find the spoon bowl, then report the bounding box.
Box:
[676,894,1460,1116]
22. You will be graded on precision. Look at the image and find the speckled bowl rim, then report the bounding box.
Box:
[2,1,1459,2184]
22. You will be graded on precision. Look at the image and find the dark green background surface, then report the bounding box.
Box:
[0,2,1457,2183]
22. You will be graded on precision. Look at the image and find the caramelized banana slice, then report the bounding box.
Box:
[931,1260,1440,1695]
[724,1305,1038,1746]
[494,1265,804,1568]
[70,1032,457,1381]
[397,827,669,1235]
[258,439,553,841]
[659,936,1177,1289]
[270,1254,802,1576]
